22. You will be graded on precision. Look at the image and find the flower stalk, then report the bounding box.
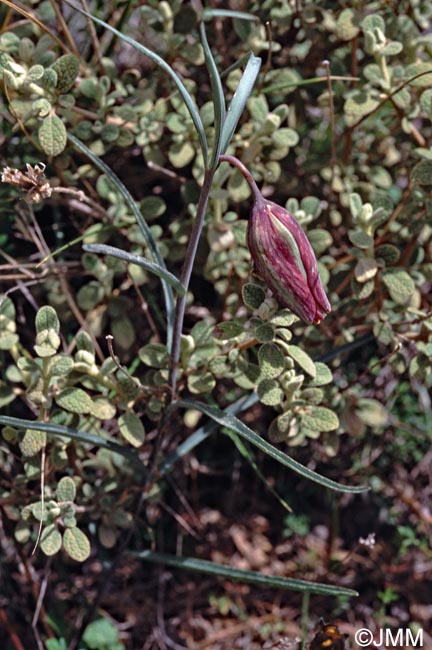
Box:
[169,168,215,399]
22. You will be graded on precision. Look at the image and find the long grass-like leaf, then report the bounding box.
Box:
[0,415,145,471]
[219,53,261,155]
[262,75,360,95]
[83,244,185,295]
[202,9,260,22]
[199,21,225,169]
[220,52,253,80]
[65,1,208,165]
[175,399,368,493]
[224,429,292,512]
[133,551,359,597]
[159,393,258,477]
[67,134,175,349]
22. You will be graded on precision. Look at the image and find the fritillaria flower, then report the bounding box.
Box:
[247,196,331,323]
[220,155,331,324]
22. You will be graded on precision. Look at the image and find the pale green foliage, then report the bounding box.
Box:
[0,2,431,631]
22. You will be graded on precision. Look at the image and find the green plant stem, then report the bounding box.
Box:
[169,168,215,398]
[169,155,258,398]
[379,54,390,88]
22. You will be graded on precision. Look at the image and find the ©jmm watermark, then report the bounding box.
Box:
[355,628,424,647]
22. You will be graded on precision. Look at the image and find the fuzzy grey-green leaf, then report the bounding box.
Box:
[308,362,333,387]
[286,345,316,378]
[63,527,91,562]
[168,141,195,168]
[376,244,400,265]
[242,283,265,310]
[32,501,48,522]
[187,372,216,394]
[258,343,285,379]
[301,406,339,432]
[51,355,74,376]
[336,8,360,40]
[257,378,284,406]
[56,476,76,502]
[139,343,169,368]
[55,388,93,414]
[40,524,62,556]
[51,54,80,93]
[255,323,275,343]
[38,114,67,156]
[354,257,378,283]
[356,398,388,428]
[91,397,116,420]
[382,269,415,304]
[19,429,46,457]
[411,160,432,185]
[307,229,333,255]
[344,91,380,127]
[35,306,60,335]
[118,412,145,447]
[348,230,374,249]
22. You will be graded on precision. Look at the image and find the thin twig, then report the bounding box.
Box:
[0,609,25,650]
[32,557,51,627]
[105,334,145,391]
[79,0,105,72]
[127,273,160,342]
[322,60,336,167]
[31,445,46,556]
[352,69,432,128]
[0,0,70,53]
[22,202,106,362]
[256,21,273,95]
[50,0,83,61]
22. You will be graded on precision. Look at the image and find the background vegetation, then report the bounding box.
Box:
[0,1,431,648]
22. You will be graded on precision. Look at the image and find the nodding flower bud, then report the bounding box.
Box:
[219,155,331,324]
[247,197,331,323]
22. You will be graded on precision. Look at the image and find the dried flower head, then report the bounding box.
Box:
[1,163,52,203]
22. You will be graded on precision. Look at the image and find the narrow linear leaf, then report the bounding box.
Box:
[65,1,208,165]
[220,52,253,80]
[202,9,260,22]
[224,429,292,512]
[133,551,358,597]
[0,415,145,472]
[68,135,163,268]
[159,393,258,477]
[68,134,175,349]
[219,52,262,155]
[83,244,185,295]
[199,22,225,168]
[262,76,333,95]
[175,400,367,493]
